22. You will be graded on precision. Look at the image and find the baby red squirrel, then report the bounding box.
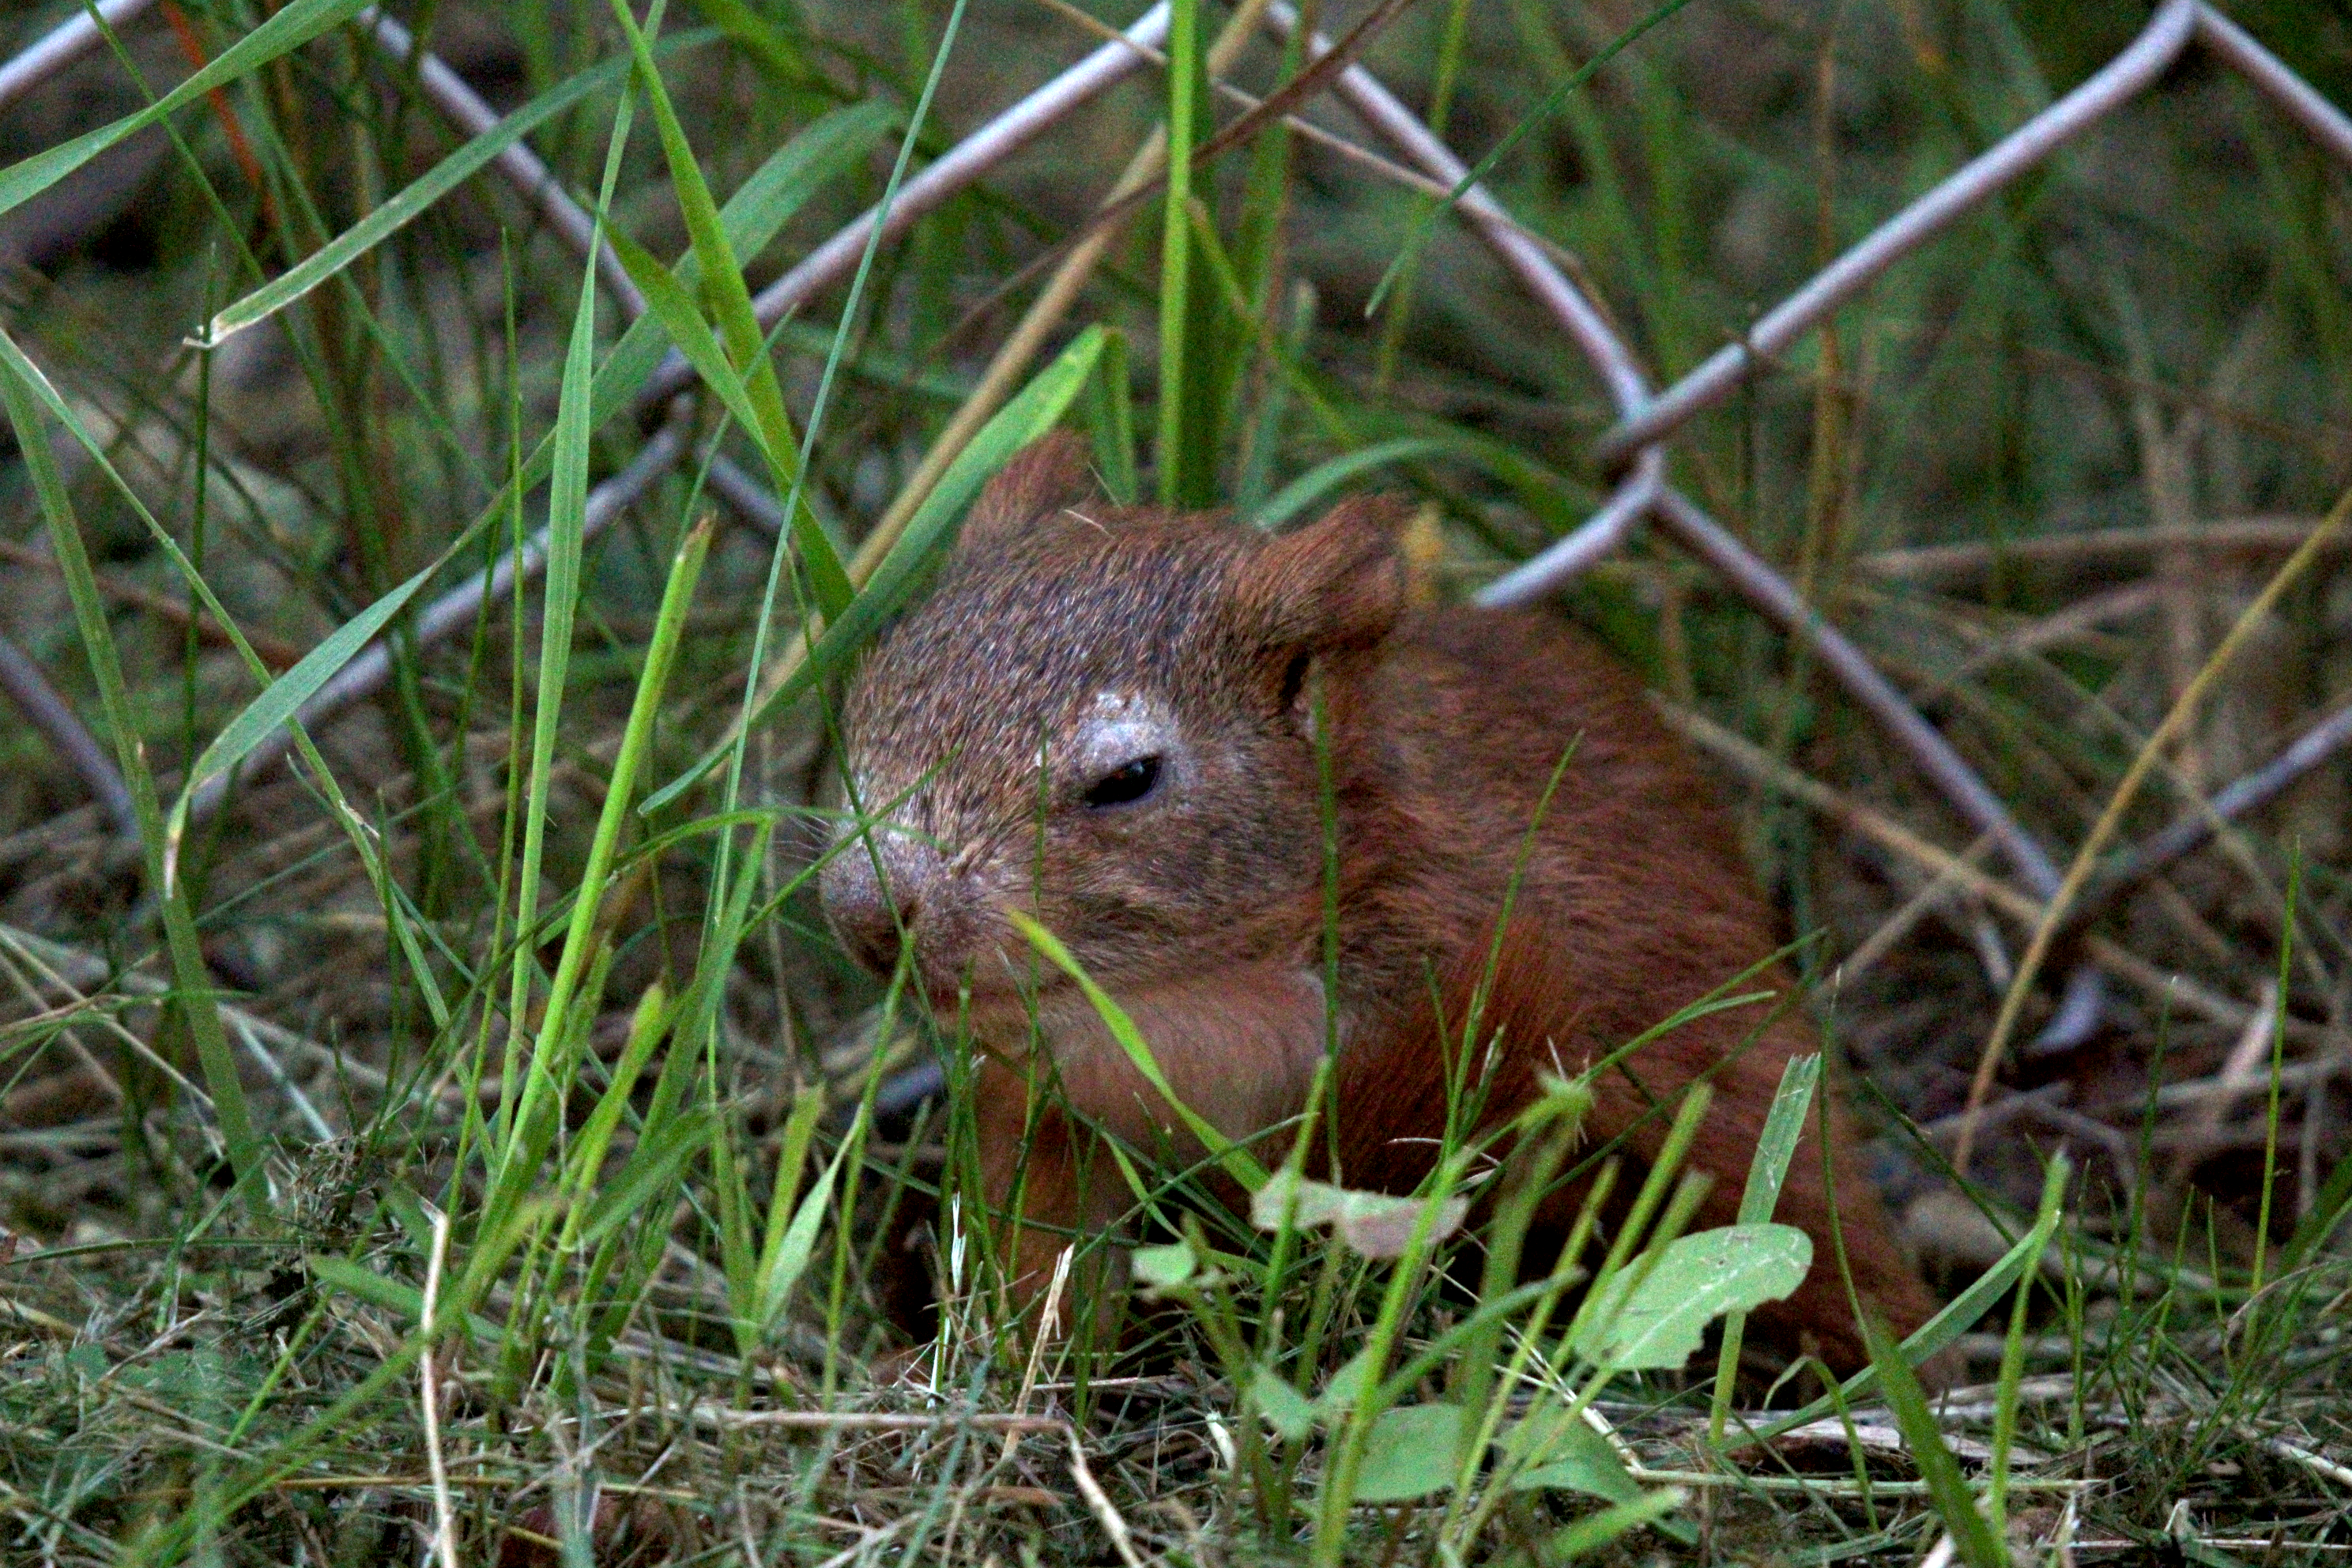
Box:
[820,432,1939,1374]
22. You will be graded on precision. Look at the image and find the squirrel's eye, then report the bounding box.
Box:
[1082,755,1163,809]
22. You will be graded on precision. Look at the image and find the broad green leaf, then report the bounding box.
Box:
[1573,1223,1811,1370]
[0,0,369,223]
[1509,1413,1642,1502]
[1251,1365,1317,1442]
[1351,1404,1464,1503]
[1317,1348,1373,1419]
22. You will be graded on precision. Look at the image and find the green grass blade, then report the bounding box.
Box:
[1867,1313,2006,1568]
[1363,0,1702,320]
[1709,1054,1821,1441]
[1253,438,1452,528]
[1155,0,1203,506]
[0,0,370,222]
[200,40,702,346]
[1743,1179,2070,1446]
[640,324,1109,815]
[163,566,436,885]
[0,331,266,1208]
[1008,910,1268,1191]
[496,518,713,1208]
[607,0,852,619]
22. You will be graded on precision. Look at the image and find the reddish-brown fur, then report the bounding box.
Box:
[820,433,1939,1374]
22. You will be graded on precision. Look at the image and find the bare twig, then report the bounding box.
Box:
[1595,2,2352,461]
[1653,488,2069,898]
[1854,515,2331,583]
[1475,449,1662,608]
[0,0,159,115]
[2193,6,2352,168]
[2059,696,2352,940]
[0,631,136,835]
[1283,1,2108,1048]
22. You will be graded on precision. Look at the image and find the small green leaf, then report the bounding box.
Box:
[1250,1366,1317,1443]
[1249,1169,1468,1259]
[1509,1414,1642,1503]
[1132,1239,1197,1289]
[1573,1223,1811,1370]
[1350,1404,1464,1503]
[1317,1348,1374,1419]
[755,1107,865,1336]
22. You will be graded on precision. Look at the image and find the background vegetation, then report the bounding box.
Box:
[0,0,2347,1561]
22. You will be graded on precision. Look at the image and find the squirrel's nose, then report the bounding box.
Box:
[820,833,942,979]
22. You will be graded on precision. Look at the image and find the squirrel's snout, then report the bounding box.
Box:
[820,831,952,980]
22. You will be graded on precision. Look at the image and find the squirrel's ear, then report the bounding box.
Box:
[956,430,1099,552]
[1232,495,1407,651]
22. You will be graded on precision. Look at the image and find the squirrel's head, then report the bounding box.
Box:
[819,431,1406,1012]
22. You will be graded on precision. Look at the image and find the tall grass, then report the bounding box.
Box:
[0,0,2346,1562]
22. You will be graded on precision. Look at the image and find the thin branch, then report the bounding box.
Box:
[0,631,137,835]
[1854,515,2333,583]
[1270,1,1649,415]
[2060,696,2352,940]
[2193,4,2352,168]
[1475,450,1661,607]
